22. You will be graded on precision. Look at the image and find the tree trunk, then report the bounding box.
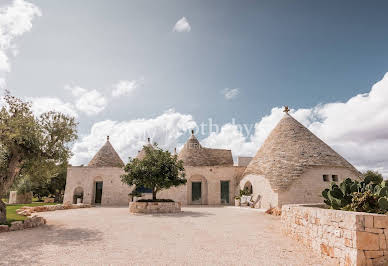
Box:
[152,190,157,200]
[0,199,6,224]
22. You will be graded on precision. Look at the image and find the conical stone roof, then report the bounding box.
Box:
[178,131,233,166]
[136,138,154,160]
[244,113,359,192]
[88,136,124,167]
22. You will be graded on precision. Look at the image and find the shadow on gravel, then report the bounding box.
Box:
[146,210,214,218]
[0,224,102,265]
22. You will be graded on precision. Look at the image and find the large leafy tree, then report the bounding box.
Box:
[121,144,186,200]
[0,92,77,223]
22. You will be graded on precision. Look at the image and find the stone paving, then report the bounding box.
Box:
[0,207,336,265]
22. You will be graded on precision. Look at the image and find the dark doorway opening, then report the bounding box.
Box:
[192,182,202,204]
[221,181,230,204]
[95,181,103,204]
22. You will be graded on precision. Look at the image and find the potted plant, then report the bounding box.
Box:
[234,196,241,206]
[128,190,142,202]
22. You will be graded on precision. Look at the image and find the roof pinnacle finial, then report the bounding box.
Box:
[147,137,150,143]
[283,106,290,114]
[191,129,194,135]
[107,135,110,141]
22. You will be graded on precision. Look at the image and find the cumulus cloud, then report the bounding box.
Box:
[0,77,5,89]
[222,88,240,100]
[29,97,78,117]
[65,85,107,116]
[204,73,388,176]
[0,0,41,73]
[112,79,142,97]
[173,17,191,33]
[70,110,197,165]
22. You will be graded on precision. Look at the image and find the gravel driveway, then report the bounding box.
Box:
[0,206,335,265]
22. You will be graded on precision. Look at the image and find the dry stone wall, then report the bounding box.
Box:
[129,202,181,214]
[282,204,388,266]
[0,216,46,233]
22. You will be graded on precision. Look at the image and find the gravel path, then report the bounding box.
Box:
[0,206,335,265]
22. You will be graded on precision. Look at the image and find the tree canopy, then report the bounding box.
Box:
[121,144,186,201]
[0,92,77,224]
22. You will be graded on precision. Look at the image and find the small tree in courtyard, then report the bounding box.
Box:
[121,144,186,201]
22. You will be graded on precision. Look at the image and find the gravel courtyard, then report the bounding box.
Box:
[0,206,335,265]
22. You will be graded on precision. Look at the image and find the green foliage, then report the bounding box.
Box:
[0,92,77,223]
[239,188,251,197]
[121,144,186,200]
[15,177,32,194]
[322,171,388,214]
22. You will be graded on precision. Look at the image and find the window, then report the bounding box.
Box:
[323,175,329,182]
[332,175,338,182]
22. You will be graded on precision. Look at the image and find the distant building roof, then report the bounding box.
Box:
[237,156,253,167]
[88,136,124,167]
[244,113,359,191]
[178,130,234,166]
[136,137,153,160]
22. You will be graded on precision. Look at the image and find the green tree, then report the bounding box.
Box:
[121,144,186,200]
[0,92,77,224]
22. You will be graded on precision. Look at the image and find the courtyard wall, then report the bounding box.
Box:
[282,204,388,266]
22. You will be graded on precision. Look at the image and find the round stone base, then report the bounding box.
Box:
[129,201,181,214]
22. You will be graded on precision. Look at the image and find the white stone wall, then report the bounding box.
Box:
[239,167,358,209]
[279,167,359,206]
[282,204,388,266]
[63,167,130,206]
[239,174,278,209]
[64,165,246,206]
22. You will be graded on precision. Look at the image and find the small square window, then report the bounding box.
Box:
[332,175,338,182]
[323,175,329,182]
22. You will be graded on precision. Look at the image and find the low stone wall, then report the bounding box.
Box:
[129,202,181,214]
[16,203,92,216]
[281,204,388,266]
[9,191,32,204]
[0,216,46,233]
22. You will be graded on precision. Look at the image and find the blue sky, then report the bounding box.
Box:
[1,0,388,174]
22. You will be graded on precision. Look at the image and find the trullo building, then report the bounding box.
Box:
[64,110,360,208]
[239,111,360,209]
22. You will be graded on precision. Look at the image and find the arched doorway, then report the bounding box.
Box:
[73,187,84,204]
[187,175,208,205]
[243,181,253,195]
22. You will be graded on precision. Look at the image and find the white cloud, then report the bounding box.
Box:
[112,79,141,97]
[204,73,388,176]
[0,0,41,73]
[70,109,197,165]
[65,85,107,116]
[222,88,240,100]
[173,17,191,33]
[29,97,78,117]
[0,77,5,89]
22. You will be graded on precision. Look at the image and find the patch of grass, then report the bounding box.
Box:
[5,202,58,224]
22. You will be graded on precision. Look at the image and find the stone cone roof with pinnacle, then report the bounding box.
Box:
[88,137,124,167]
[178,130,234,166]
[136,138,154,160]
[244,113,359,192]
